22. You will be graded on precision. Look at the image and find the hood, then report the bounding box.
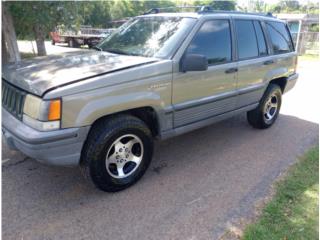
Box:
[2,50,158,96]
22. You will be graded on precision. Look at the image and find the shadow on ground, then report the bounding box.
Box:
[2,113,318,240]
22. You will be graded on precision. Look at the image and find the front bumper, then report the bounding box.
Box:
[2,109,90,166]
[284,73,299,93]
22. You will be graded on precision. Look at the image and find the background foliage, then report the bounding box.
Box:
[7,0,318,40]
[3,0,318,58]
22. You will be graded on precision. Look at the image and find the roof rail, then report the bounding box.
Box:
[144,5,274,18]
[198,7,274,18]
[144,5,203,15]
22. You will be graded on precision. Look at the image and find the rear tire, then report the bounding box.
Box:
[247,84,282,129]
[68,39,79,48]
[68,39,73,47]
[80,115,153,192]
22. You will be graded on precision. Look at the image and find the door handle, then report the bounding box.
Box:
[225,68,238,74]
[263,60,274,65]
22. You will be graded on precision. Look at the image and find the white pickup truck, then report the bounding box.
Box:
[50,26,115,48]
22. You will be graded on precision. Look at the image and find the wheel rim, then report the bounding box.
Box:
[263,93,278,122]
[105,134,144,179]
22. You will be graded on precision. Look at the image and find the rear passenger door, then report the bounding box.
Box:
[264,21,296,76]
[234,19,272,109]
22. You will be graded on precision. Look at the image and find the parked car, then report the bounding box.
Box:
[50,25,115,48]
[2,8,298,192]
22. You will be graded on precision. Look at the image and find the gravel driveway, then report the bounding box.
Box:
[2,47,319,239]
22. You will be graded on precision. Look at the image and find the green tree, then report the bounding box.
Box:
[254,0,266,12]
[109,0,177,19]
[109,0,132,20]
[193,0,212,7]
[266,0,318,14]
[280,0,300,13]
[211,0,236,10]
[141,0,176,12]
[8,1,77,56]
[302,1,319,14]
[193,0,236,10]
[77,1,112,28]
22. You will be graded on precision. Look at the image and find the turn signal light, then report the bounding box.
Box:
[48,100,61,121]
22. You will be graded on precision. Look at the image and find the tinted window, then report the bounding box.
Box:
[187,20,231,65]
[235,20,258,59]
[253,21,268,56]
[266,21,293,54]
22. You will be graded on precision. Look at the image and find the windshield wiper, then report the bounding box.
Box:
[93,46,137,56]
[105,48,135,56]
[92,45,102,51]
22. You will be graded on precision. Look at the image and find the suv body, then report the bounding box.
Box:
[2,10,298,191]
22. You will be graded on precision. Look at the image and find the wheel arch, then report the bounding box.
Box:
[269,77,288,93]
[89,106,161,138]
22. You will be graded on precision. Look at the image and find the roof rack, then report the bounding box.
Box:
[144,5,274,18]
[144,6,203,14]
[198,6,274,17]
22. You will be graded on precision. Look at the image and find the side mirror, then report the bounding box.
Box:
[181,54,208,72]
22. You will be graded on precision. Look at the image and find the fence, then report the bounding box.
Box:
[298,32,319,55]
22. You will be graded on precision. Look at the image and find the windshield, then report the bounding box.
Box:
[97,17,196,58]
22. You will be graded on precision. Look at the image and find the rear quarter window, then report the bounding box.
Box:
[266,21,294,54]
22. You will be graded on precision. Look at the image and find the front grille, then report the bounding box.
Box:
[2,80,27,120]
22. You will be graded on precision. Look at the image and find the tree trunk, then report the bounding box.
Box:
[2,32,10,63]
[2,4,21,64]
[33,23,47,56]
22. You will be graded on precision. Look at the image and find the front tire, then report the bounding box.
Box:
[247,84,282,129]
[80,115,153,192]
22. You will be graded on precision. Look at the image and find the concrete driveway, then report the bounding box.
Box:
[2,55,319,239]
[18,40,83,55]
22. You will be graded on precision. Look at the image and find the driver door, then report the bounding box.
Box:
[172,19,237,127]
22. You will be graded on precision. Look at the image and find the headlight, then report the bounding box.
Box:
[23,94,61,131]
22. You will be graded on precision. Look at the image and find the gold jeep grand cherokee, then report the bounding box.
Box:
[2,7,298,192]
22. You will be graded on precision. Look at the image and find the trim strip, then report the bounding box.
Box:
[238,82,266,95]
[173,83,265,112]
[161,102,258,140]
[177,102,258,128]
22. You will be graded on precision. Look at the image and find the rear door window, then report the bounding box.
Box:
[235,20,259,60]
[186,20,232,65]
[253,21,268,56]
[266,21,294,54]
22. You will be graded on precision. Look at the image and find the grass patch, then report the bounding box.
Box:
[242,146,319,240]
[298,54,319,62]
[20,52,37,59]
